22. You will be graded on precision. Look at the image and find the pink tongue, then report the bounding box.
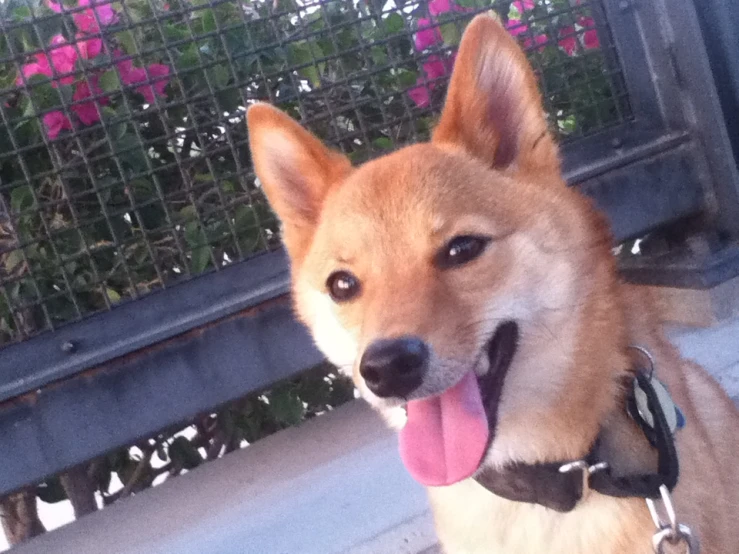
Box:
[399,372,489,487]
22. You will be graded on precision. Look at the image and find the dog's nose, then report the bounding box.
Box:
[360,337,428,398]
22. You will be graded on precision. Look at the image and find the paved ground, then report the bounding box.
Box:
[667,321,739,404]
[14,317,739,554]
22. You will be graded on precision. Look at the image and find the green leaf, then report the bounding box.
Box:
[26,75,63,111]
[133,244,148,265]
[177,44,200,71]
[73,271,91,289]
[99,70,121,93]
[269,387,304,426]
[88,54,112,70]
[287,42,324,88]
[372,137,393,150]
[395,69,418,88]
[10,185,34,213]
[383,13,404,35]
[164,23,190,42]
[20,96,35,119]
[4,249,24,273]
[190,244,210,273]
[185,222,210,273]
[234,205,256,231]
[116,31,137,56]
[179,205,198,222]
[112,133,147,171]
[12,6,31,21]
[369,46,387,65]
[202,9,217,33]
[36,478,67,504]
[210,65,229,88]
[169,437,202,470]
[297,376,332,408]
[439,22,462,46]
[557,113,577,134]
[127,178,152,199]
[19,30,34,53]
[304,64,322,88]
[156,441,168,462]
[193,173,214,183]
[105,287,121,303]
[57,84,74,106]
[215,87,241,112]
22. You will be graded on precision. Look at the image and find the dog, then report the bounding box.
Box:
[247,14,739,553]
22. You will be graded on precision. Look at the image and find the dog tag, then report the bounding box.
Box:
[632,376,681,434]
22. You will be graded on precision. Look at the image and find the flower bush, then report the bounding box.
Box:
[16,0,170,138]
[409,0,605,123]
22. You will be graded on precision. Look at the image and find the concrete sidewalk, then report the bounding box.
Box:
[14,317,739,554]
[667,321,739,404]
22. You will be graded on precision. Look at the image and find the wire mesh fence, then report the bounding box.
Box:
[0,0,630,346]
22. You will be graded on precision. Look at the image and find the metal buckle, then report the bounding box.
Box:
[647,485,700,553]
[558,460,608,500]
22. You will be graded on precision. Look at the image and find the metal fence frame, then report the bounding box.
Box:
[1,0,739,497]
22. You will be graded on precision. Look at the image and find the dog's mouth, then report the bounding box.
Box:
[398,321,519,487]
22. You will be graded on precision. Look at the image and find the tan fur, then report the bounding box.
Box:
[247,15,739,553]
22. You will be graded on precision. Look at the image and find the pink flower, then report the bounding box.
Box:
[115,54,170,103]
[76,35,103,59]
[136,64,170,103]
[415,17,442,51]
[505,19,528,38]
[407,54,454,107]
[71,78,109,125]
[16,62,48,85]
[45,36,77,84]
[48,0,118,33]
[524,33,548,52]
[511,0,535,13]
[43,111,73,139]
[428,0,453,16]
[17,35,77,86]
[428,0,470,16]
[422,55,453,81]
[114,52,135,78]
[506,19,546,52]
[559,25,577,56]
[578,17,600,49]
[408,79,430,108]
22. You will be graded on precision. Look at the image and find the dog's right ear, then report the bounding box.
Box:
[247,103,352,262]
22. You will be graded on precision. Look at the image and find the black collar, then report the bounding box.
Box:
[474,370,680,512]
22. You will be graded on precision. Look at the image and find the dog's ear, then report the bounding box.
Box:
[432,15,559,175]
[247,103,352,261]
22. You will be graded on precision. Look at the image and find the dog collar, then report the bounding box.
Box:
[474,368,683,513]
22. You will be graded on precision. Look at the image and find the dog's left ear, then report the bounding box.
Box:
[432,15,560,175]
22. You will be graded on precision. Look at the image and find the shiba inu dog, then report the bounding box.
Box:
[247,14,739,554]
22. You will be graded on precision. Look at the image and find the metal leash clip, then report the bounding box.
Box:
[558,460,608,501]
[646,484,700,553]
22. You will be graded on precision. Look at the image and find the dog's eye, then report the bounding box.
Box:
[326,270,361,302]
[436,235,491,269]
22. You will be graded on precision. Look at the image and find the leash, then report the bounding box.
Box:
[475,346,699,553]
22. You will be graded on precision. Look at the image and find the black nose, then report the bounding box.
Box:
[359,337,428,398]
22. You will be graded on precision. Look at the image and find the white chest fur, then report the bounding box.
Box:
[427,479,654,554]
